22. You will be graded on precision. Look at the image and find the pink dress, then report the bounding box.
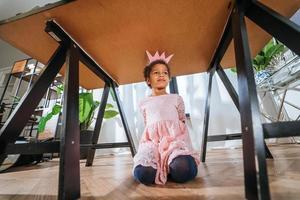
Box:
[133,93,200,185]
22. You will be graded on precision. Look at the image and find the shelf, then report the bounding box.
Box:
[12,73,63,84]
[0,58,63,137]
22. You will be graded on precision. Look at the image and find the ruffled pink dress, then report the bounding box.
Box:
[133,93,200,185]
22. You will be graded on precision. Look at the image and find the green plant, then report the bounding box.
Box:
[38,88,119,133]
[10,95,21,102]
[78,92,119,130]
[38,104,62,133]
[230,39,285,73]
[253,39,284,72]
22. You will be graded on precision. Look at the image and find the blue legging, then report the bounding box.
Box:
[134,155,197,185]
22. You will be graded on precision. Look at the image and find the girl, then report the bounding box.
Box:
[133,51,200,185]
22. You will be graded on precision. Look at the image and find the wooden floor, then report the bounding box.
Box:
[0,144,299,199]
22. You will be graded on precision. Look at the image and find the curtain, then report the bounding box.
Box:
[94,69,242,155]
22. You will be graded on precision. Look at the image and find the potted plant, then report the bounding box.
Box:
[230,38,285,84]
[78,91,119,158]
[38,87,119,158]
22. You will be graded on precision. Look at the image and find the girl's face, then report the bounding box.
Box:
[147,64,170,89]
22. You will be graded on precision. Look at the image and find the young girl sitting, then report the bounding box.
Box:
[133,51,200,185]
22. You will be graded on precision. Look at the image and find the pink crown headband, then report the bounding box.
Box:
[146,50,174,64]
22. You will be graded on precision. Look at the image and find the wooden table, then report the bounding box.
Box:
[0,0,298,88]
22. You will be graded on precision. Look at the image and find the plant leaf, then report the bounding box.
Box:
[253,54,265,66]
[52,104,62,115]
[79,93,93,123]
[38,113,53,133]
[104,110,119,119]
[262,39,274,55]
[105,103,114,109]
[55,84,64,96]
[230,68,237,73]
[266,44,284,59]
[10,95,20,102]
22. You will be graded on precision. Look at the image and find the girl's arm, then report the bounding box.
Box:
[177,95,186,123]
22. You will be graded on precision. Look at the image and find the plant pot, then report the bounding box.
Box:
[80,130,94,159]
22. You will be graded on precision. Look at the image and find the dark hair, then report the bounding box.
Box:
[143,60,171,88]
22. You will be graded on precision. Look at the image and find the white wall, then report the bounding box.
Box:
[0,0,59,20]
[0,0,60,69]
[0,39,29,69]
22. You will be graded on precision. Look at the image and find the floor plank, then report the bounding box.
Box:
[0,144,299,199]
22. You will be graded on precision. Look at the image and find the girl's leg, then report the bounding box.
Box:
[169,155,198,183]
[134,165,157,185]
